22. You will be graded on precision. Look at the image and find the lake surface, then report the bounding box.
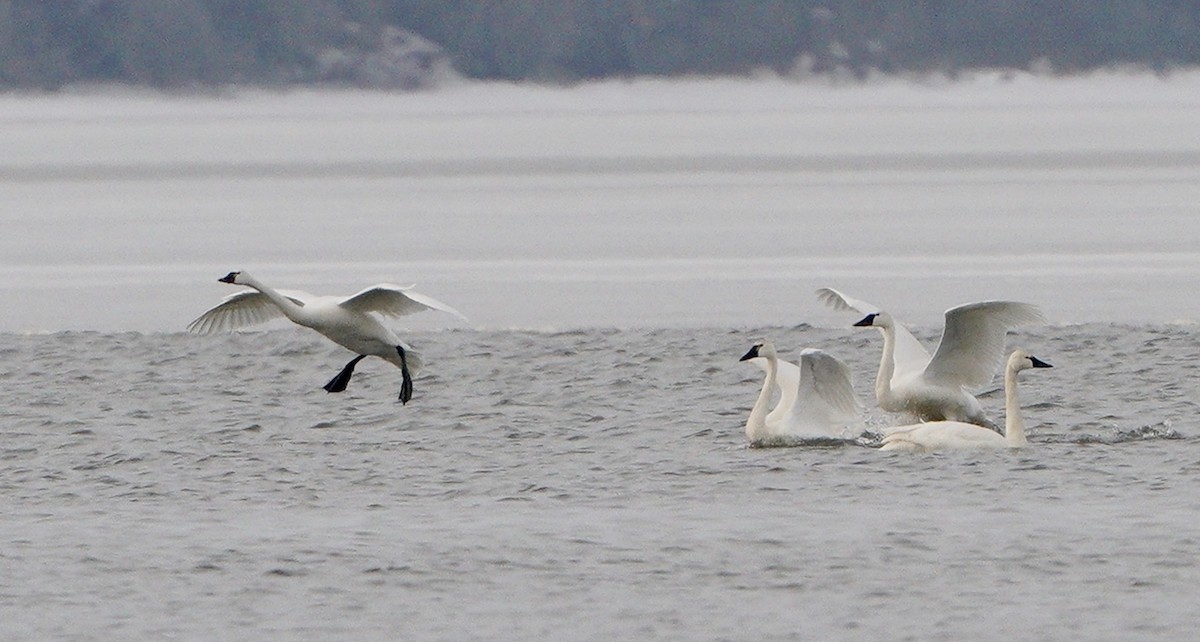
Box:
[1,324,1196,640]
[2,75,1200,640]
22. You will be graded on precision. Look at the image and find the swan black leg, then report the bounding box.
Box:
[324,355,367,393]
[397,346,413,405]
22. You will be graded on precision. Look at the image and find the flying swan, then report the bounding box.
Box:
[188,271,466,403]
[816,287,1044,429]
[739,339,859,445]
[880,349,1052,451]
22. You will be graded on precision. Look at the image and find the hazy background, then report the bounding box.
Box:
[2,1,1199,333]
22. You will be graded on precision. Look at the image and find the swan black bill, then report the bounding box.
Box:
[397,346,413,405]
[218,271,239,284]
[323,354,367,393]
[1030,356,1053,368]
[739,345,760,361]
[853,313,878,327]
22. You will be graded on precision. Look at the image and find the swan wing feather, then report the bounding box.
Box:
[890,325,934,381]
[923,301,1045,388]
[816,287,932,380]
[186,289,311,334]
[781,348,859,433]
[340,284,468,321]
[815,287,878,315]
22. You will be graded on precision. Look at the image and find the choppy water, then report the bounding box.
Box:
[2,322,1196,640]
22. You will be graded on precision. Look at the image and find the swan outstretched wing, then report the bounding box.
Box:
[815,287,879,316]
[783,348,859,432]
[815,287,932,380]
[339,284,468,321]
[186,289,311,334]
[923,301,1045,389]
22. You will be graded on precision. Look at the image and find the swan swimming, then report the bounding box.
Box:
[188,271,466,403]
[739,340,859,445]
[816,287,1044,429]
[880,349,1052,451]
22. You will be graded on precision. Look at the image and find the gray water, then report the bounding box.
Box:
[2,323,1196,640]
[4,76,1200,639]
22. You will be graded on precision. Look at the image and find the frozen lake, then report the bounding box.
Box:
[3,73,1200,332]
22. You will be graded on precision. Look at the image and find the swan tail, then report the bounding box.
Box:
[324,354,367,393]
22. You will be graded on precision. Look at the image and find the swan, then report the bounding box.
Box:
[880,349,1052,451]
[816,287,1044,428]
[739,339,859,445]
[188,271,466,403]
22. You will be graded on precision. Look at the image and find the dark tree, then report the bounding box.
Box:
[2,0,1200,89]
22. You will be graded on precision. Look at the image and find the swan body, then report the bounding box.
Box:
[188,271,466,403]
[880,350,1052,452]
[739,340,859,445]
[816,287,1044,429]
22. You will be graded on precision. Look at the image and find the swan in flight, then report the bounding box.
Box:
[880,349,1051,451]
[188,271,466,404]
[739,339,859,445]
[816,288,1044,428]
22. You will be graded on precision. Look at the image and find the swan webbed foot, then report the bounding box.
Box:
[397,346,413,405]
[324,355,367,393]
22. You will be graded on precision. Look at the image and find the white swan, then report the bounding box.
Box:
[188,271,466,403]
[739,339,859,444]
[816,287,1044,428]
[880,349,1052,451]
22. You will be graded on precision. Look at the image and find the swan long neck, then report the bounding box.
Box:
[874,324,897,406]
[746,356,777,442]
[1003,364,1028,446]
[242,273,306,324]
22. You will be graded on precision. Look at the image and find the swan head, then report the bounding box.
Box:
[739,339,777,362]
[852,311,892,328]
[1009,349,1053,372]
[218,271,243,284]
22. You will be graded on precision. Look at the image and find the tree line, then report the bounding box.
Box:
[2,0,1199,90]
